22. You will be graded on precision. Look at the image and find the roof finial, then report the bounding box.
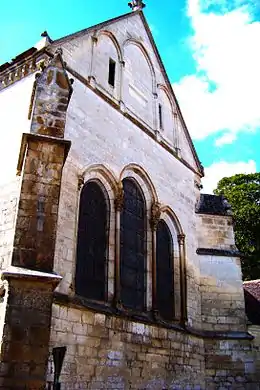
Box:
[128,0,146,11]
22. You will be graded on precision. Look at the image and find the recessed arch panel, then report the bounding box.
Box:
[123,40,155,128]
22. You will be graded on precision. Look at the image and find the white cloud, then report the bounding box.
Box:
[215,132,237,146]
[201,159,257,193]
[173,0,260,143]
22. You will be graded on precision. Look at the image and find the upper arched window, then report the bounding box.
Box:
[156,220,174,320]
[120,178,146,311]
[75,181,108,301]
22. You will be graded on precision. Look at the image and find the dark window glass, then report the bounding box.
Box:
[120,178,146,311]
[159,103,163,129]
[75,181,108,301]
[108,58,116,87]
[156,220,174,320]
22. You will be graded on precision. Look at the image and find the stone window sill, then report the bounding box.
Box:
[53,291,253,340]
[53,291,184,332]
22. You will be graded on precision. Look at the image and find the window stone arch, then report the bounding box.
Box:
[156,219,174,320]
[120,177,146,311]
[74,164,117,302]
[119,164,158,310]
[75,180,109,301]
[159,206,185,322]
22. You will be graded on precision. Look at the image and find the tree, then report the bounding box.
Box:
[214,173,260,281]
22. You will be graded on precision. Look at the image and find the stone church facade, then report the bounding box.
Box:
[0,1,259,389]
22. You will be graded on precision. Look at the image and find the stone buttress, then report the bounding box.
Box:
[0,49,73,388]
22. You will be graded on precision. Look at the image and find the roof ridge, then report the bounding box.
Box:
[52,11,134,46]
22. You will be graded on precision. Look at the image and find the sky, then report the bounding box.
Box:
[0,0,259,193]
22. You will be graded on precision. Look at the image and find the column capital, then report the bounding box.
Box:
[78,174,84,191]
[150,202,161,231]
[114,184,124,212]
[178,234,186,245]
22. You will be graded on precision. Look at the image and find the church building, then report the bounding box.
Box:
[0,1,259,388]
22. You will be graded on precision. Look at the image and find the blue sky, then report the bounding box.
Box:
[1,0,259,192]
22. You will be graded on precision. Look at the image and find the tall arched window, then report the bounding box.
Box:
[75,181,108,301]
[156,220,174,320]
[120,178,146,311]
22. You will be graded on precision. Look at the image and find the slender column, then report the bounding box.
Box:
[153,92,159,135]
[113,184,124,308]
[69,174,85,293]
[174,112,180,154]
[119,60,125,103]
[88,35,98,84]
[150,202,161,318]
[178,234,187,325]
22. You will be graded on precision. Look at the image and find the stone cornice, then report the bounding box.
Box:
[0,48,50,92]
[1,266,62,287]
[53,291,253,340]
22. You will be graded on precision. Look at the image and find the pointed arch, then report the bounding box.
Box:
[160,205,184,236]
[123,38,156,93]
[97,30,123,62]
[120,163,158,204]
[157,84,175,115]
[81,164,118,196]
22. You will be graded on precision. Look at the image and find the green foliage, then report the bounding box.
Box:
[214,173,260,281]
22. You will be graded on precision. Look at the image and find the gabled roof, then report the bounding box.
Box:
[52,11,133,46]
[0,9,203,176]
[51,10,203,176]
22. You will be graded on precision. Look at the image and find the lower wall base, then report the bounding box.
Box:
[48,303,259,389]
[205,338,260,390]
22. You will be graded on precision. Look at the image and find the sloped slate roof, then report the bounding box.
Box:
[195,194,232,216]
[243,280,260,325]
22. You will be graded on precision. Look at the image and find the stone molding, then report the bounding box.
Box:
[0,49,49,92]
[53,291,253,340]
[196,248,242,257]
[1,265,62,287]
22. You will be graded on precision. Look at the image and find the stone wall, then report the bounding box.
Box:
[52,76,202,328]
[52,11,199,169]
[0,179,20,270]
[199,254,246,332]
[248,325,260,386]
[197,214,236,251]
[49,302,205,389]
[204,338,258,389]
[197,211,246,333]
